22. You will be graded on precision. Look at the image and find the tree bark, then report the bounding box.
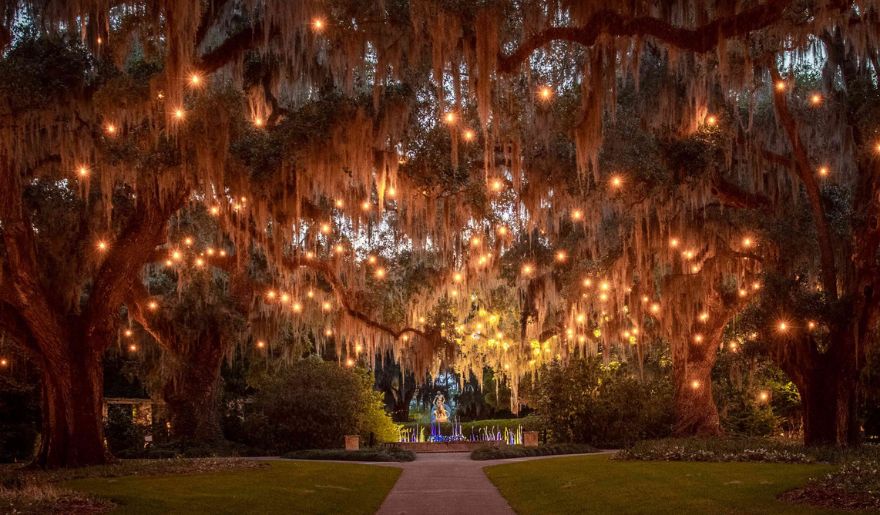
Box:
[35,343,108,468]
[163,334,226,443]
[672,334,722,436]
[798,364,859,446]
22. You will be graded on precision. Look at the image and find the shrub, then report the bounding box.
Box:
[528,356,673,447]
[240,356,399,453]
[282,448,415,462]
[471,443,597,460]
[615,437,815,463]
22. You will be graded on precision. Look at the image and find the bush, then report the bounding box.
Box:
[282,448,415,462]
[528,356,673,447]
[240,356,399,453]
[782,459,880,511]
[470,443,597,460]
[615,437,815,463]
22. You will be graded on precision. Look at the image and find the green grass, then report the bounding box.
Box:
[486,454,849,514]
[64,461,400,515]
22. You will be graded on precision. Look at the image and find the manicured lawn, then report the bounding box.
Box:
[485,454,847,514]
[65,460,400,514]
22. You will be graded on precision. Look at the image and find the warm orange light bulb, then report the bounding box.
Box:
[463,129,475,141]
[538,86,553,101]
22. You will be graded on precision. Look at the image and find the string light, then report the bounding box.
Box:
[292,302,303,313]
[183,236,194,246]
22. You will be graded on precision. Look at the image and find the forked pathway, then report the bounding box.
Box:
[376,452,514,515]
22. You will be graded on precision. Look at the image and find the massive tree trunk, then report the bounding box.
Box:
[798,364,859,446]
[672,333,722,436]
[35,341,108,468]
[163,334,226,443]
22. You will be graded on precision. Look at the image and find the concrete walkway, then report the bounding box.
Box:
[376,452,513,515]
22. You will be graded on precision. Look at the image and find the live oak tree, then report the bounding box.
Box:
[1,0,879,467]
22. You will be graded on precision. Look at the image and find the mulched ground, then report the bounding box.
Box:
[780,484,880,511]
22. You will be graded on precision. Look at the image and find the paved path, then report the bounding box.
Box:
[376,452,514,515]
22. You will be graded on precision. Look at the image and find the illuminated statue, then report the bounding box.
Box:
[432,392,449,423]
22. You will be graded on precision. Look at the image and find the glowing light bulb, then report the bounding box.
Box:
[346,358,354,367]
[706,115,718,126]
[0,358,8,367]
[669,238,679,248]
[453,272,463,283]
[105,123,117,135]
[96,240,108,252]
[206,247,215,256]
[698,312,709,322]
[292,302,303,313]
[320,223,331,234]
[322,301,332,311]
[599,281,610,291]
[253,116,264,127]
[538,86,553,101]
[334,244,344,254]
[183,236,194,246]
[555,250,568,263]
[189,73,202,86]
[280,293,290,303]
[609,175,623,189]
[777,321,788,332]
[693,334,704,343]
[810,93,822,106]
[194,257,205,267]
[256,340,266,349]
[757,390,770,402]
[774,80,786,92]
[572,209,584,221]
[521,264,534,276]
[443,112,457,124]
[582,278,593,288]
[387,186,397,198]
[470,237,481,247]
[497,225,508,236]
[818,166,830,177]
[266,290,277,300]
[210,206,220,216]
[374,267,386,279]
[325,328,333,336]
[738,288,748,297]
[147,301,159,311]
[128,344,138,352]
[490,179,504,192]
[650,303,661,314]
[312,18,325,31]
[124,329,133,337]
[77,165,89,177]
[463,129,475,141]
[361,201,371,211]
[808,320,817,330]
[690,379,701,390]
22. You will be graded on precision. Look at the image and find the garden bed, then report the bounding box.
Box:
[471,443,597,460]
[282,448,415,462]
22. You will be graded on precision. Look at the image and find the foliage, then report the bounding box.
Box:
[239,357,399,453]
[470,443,596,460]
[0,367,39,463]
[103,406,149,456]
[486,454,833,515]
[282,447,415,462]
[528,354,674,447]
[782,459,880,511]
[616,437,815,463]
